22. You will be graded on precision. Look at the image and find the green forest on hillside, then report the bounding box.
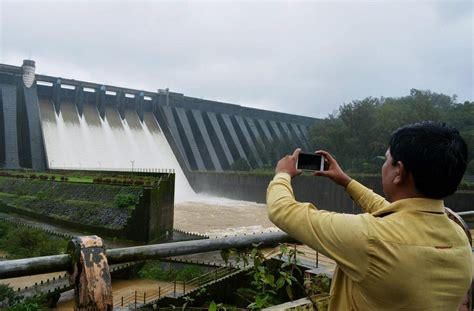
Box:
[308,89,473,174]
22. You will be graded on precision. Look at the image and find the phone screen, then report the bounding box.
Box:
[297,152,324,171]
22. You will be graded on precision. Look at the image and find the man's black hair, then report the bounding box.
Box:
[389,121,468,199]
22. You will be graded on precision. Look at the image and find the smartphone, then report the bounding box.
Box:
[297,152,325,171]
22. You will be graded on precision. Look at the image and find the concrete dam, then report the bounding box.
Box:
[0,60,317,195]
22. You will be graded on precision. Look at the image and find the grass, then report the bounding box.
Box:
[0,169,164,185]
[0,222,68,259]
[138,260,205,282]
[65,176,94,183]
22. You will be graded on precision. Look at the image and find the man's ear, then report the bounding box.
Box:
[393,161,406,185]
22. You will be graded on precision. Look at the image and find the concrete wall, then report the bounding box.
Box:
[24,85,46,170]
[0,83,19,168]
[189,172,474,214]
[156,93,316,172]
[125,173,176,242]
[0,65,46,170]
[0,172,175,242]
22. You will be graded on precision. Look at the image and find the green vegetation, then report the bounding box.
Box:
[0,285,49,311]
[0,284,16,303]
[234,244,305,309]
[138,261,204,281]
[114,193,138,209]
[163,244,330,310]
[0,175,145,229]
[0,225,64,309]
[3,297,49,311]
[0,222,67,259]
[308,89,473,174]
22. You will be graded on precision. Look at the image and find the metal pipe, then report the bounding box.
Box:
[0,254,70,279]
[106,231,292,264]
[0,231,292,279]
[458,211,474,217]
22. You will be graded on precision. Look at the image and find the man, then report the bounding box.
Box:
[267,122,472,310]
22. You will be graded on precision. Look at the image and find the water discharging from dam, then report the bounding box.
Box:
[39,101,196,201]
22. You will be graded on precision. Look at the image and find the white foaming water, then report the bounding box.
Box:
[39,101,197,202]
[189,194,266,208]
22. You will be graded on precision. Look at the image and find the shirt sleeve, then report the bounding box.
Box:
[267,173,369,281]
[345,180,390,214]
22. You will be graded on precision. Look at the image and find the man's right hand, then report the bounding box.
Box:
[313,150,352,188]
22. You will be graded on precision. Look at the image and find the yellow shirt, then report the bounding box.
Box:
[267,173,472,311]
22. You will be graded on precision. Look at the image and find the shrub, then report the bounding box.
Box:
[138,261,203,281]
[0,222,10,239]
[14,188,27,196]
[36,191,46,200]
[29,174,37,179]
[0,227,68,259]
[49,176,56,181]
[0,284,16,304]
[4,295,49,311]
[113,193,137,209]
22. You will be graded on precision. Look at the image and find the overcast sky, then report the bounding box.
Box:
[0,0,472,118]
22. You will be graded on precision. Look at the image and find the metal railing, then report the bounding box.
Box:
[0,231,293,279]
[458,211,474,218]
[113,266,239,309]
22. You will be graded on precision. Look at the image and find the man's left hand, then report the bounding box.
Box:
[275,148,302,178]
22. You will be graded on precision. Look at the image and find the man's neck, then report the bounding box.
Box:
[390,189,429,202]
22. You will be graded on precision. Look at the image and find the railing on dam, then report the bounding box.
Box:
[49,167,176,174]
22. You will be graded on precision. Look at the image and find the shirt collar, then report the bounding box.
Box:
[372,197,445,217]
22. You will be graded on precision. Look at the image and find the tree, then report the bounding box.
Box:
[308,89,473,174]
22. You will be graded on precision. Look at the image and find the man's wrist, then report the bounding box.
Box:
[275,169,295,178]
[340,175,352,188]
[274,172,292,180]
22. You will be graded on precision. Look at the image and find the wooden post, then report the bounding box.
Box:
[67,236,112,311]
[316,251,319,268]
[144,292,146,304]
[183,281,186,294]
[134,291,137,309]
[159,286,161,298]
[174,280,176,296]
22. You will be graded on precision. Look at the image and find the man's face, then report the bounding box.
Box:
[382,148,397,201]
